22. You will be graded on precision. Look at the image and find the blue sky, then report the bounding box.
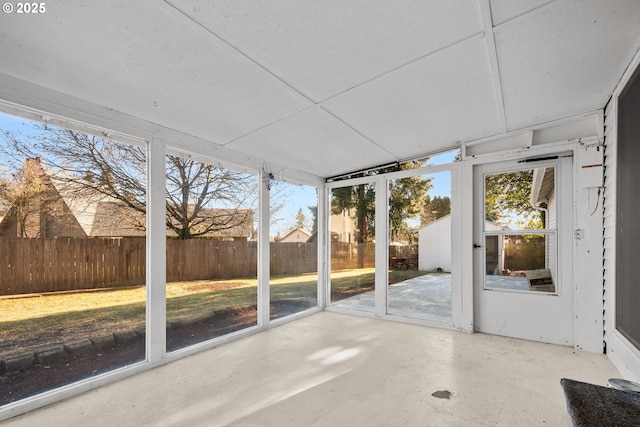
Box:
[423,170,451,199]
[0,111,30,133]
[272,169,452,236]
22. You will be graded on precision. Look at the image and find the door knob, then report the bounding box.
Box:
[473,243,482,249]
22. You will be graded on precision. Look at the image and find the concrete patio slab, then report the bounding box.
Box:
[331,273,533,322]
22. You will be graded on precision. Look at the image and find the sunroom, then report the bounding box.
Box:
[1,1,640,425]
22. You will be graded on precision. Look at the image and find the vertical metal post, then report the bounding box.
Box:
[317,186,328,308]
[257,172,270,327]
[374,176,388,316]
[146,138,166,362]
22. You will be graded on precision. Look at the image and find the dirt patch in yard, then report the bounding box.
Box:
[183,281,249,292]
[331,284,375,302]
[0,302,302,407]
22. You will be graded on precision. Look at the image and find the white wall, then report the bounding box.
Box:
[572,144,605,353]
[418,215,452,272]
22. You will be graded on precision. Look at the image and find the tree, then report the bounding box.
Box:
[330,161,432,247]
[389,175,432,243]
[294,207,307,229]
[421,195,451,226]
[307,205,318,233]
[0,158,49,237]
[165,155,255,239]
[331,183,375,244]
[484,170,542,228]
[1,125,256,239]
[330,183,375,268]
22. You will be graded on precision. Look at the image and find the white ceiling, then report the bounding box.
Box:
[0,0,639,179]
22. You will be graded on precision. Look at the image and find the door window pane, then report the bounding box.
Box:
[165,155,258,352]
[483,167,557,293]
[0,113,146,405]
[329,183,375,312]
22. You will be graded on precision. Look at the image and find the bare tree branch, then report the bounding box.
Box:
[1,124,259,239]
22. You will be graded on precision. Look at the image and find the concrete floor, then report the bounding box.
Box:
[3,311,619,427]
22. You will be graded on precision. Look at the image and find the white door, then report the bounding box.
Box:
[473,157,573,346]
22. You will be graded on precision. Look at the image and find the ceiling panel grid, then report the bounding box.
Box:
[0,0,638,178]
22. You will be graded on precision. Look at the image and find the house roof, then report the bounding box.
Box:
[420,214,508,231]
[2,1,639,179]
[531,167,555,206]
[48,171,131,237]
[179,208,254,239]
[279,227,312,240]
[4,162,254,239]
[89,201,146,237]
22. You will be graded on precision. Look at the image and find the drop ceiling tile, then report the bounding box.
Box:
[1,0,639,181]
[489,0,555,26]
[169,0,483,102]
[321,36,503,159]
[496,0,640,131]
[0,0,309,144]
[225,107,396,178]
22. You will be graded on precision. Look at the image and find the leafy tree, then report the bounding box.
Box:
[331,183,375,244]
[389,175,432,243]
[484,170,542,228]
[330,161,432,247]
[330,183,375,268]
[1,125,256,239]
[421,195,451,226]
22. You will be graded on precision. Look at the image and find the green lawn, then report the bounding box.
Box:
[0,269,426,356]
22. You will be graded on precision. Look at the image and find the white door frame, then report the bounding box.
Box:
[472,155,574,346]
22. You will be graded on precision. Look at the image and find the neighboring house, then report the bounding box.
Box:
[182,208,254,241]
[0,158,254,240]
[530,166,557,276]
[306,230,339,243]
[0,158,95,238]
[531,167,556,226]
[329,209,357,243]
[418,215,506,273]
[278,227,311,243]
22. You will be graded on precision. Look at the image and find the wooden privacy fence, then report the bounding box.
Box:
[330,242,375,271]
[165,240,325,281]
[1,237,377,296]
[0,236,547,296]
[269,241,317,276]
[166,239,258,283]
[503,240,546,271]
[0,237,146,296]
